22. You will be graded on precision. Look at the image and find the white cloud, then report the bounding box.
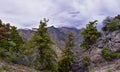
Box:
[0,0,120,29]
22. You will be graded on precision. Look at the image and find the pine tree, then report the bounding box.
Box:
[0,21,24,62]
[0,21,9,49]
[9,26,24,52]
[80,20,99,49]
[58,32,75,72]
[30,18,57,72]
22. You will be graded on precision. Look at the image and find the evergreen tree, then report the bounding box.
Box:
[0,21,10,50]
[80,20,99,49]
[0,21,24,62]
[58,32,75,72]
[30,18,57,72]
[9,26,24,52]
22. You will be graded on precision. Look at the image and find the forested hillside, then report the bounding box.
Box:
[0,15,120,72]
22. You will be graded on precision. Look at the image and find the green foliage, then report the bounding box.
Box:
[80,20,99,49]
[108,19,120,31]
[58,56,73,72]
[58,33,75,72]
[102,15,120,31]
[90,69,95,72]
[9,26,24,53]
[82,56,90,70]
[0,65,10,71]
[28,18,57,72]
[101,47,114,61]
[107,68,112,72]
[101,47,120,61]
[0,20,24,63]
[10,26,24,45]
[80,41,90,49]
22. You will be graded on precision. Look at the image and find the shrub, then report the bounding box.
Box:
[101,47,120,61]
[102,15,120,32]
[107,68,112,72]
[113,53,120,58]
[0,65,10,71]
[82,56,90,70]
[58,56,72,72]
[5,52,18,63]
[101,47,113,61]
[107,19,120,31]
[80,41,90,49]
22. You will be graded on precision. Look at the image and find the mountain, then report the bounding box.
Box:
[18,26,120,72]
[18,26,83,57]
[72,30,120,72]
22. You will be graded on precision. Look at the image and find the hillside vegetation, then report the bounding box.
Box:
[0,15,120,72]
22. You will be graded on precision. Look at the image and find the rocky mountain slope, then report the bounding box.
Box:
[18,26,83,57]
[73,30,120,72]
[18,26,120,72]
[0,58,37,72]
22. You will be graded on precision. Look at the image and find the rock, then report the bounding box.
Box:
[97,39,105,48]
[114,39,120,43]
[89,48,103,62]
[98,43,104,48]
[114,43,120,51]
[115,34,120,39]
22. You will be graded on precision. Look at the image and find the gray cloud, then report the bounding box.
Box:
[0,0,120,29]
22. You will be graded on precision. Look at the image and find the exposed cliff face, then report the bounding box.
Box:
[18,26,82,57]
[73,30,120,72]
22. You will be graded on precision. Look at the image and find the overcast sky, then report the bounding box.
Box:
[0,0,120,29]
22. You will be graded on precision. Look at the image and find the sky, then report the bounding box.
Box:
[0,0,120,29]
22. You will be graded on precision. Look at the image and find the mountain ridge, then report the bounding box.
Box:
[18,26,83,57]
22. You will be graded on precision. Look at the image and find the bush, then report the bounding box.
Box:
[58,56,71,72]
[101,47,120,61]
[5,52,18,63]
[107,68,112,72]
[107,19,120,31]
[0,65,9,71]
[0,48,7,57]
[102,15,120,32]
[113,53,120,58]
[101,47,114,61]
[80,41,90,49]
[82,56,90,70]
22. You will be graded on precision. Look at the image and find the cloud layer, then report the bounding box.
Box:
[0,0,120,29]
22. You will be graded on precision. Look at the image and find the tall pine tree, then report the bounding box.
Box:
[30,18,57,72]
[58,32,75,72]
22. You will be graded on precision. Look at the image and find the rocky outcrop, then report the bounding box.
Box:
[96,30,120,51]
[73,30,120,72]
